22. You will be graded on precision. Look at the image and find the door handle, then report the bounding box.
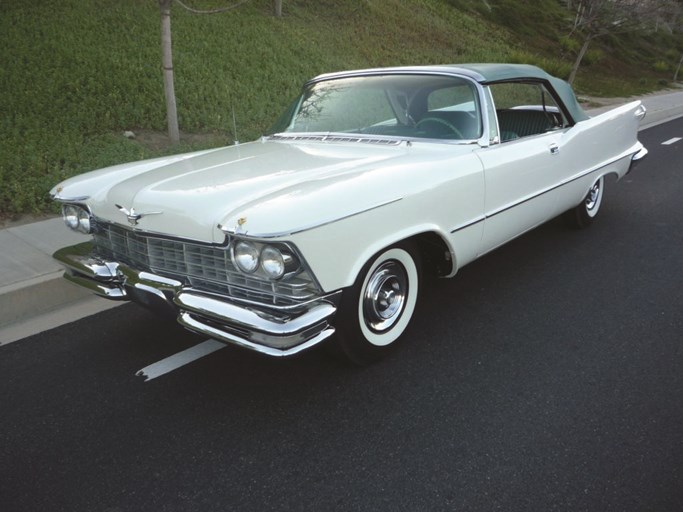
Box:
[549,143,560,155]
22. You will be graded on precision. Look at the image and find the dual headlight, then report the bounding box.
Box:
[231,240,299,280]
[62,204,94,234]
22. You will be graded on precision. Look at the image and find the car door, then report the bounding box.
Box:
[474,81,576,255]
[475,130,567,254]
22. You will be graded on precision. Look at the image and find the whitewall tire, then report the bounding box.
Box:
[335,243,421,364]
[573,176,604,228]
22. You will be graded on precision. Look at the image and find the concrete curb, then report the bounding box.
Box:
[1,90,681,344]
[0,271,91,326]
[0,293,121,346]
[0,218,112,345]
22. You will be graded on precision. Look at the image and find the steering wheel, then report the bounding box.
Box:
[415,117,463,139]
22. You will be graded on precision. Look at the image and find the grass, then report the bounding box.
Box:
[1,0,680,217]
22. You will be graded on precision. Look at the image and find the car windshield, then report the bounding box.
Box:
[269,74,482,142]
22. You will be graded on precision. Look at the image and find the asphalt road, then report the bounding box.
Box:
[1,118,682,512]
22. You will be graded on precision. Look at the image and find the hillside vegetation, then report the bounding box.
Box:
[1,0,680,216]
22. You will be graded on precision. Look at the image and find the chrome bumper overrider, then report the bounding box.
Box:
[54,242,339,357]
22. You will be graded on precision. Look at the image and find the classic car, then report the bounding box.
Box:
[51,64,648,363]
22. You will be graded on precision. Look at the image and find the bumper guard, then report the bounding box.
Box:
[54,242,339,357]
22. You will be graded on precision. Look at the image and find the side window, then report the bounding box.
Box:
[489,82,567,142]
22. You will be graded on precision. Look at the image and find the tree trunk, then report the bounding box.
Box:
[274,0,282,17]
[568,36,592,85]
[160,0,180,143]
[674,55,683,82]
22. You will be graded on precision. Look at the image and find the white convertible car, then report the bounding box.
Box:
[51,64,647,363]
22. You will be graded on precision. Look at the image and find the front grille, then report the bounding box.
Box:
[92,221,319,306]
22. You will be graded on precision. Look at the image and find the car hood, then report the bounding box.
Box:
[53,138,475,242]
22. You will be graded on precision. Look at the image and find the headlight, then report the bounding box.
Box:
[231,239,301,280]
[77,208,91,233]
[62,204,94,233]
[261,246,286,279]
[63,205,79,230]
[232,241,260,273]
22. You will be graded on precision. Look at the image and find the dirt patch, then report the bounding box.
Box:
[579,96,626,108]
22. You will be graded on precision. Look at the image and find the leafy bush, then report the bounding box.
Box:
[559,36,581,54]
[653,60,670,73]
[583,49,605,67]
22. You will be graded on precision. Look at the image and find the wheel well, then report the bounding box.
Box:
[412,232,453,278]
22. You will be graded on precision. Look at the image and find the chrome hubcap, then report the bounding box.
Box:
[585,180,601,210]
[363,261,408,333]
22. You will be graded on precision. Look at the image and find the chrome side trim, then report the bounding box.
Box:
[449,144,646,232]
[450,216,485,234]
[486,148,637,219]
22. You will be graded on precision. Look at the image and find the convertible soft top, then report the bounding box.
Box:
[312,63,589,123]
[453,63,589,122]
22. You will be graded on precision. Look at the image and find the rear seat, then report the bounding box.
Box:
[497,109,556,142]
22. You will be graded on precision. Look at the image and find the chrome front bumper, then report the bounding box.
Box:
[54,242,339,357]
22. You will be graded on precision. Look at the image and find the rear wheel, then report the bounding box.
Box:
[572,176,604,228]
[335,243,421,364]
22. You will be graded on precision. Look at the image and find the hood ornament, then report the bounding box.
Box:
[115,204,162,226]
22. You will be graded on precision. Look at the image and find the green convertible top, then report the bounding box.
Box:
[453,63,589,122]
[314,63,589,123]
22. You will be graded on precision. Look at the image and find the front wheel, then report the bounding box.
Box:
[572,176,604,228]
[335,243,421,364]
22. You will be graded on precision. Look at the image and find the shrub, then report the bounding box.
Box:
[583,49,605,66]
[653,61,670,73]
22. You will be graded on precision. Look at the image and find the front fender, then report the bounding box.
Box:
[289,193,480,292]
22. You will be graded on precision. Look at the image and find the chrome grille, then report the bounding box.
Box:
[92,222,319,306]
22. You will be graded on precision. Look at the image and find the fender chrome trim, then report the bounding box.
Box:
[220,198,403,239]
